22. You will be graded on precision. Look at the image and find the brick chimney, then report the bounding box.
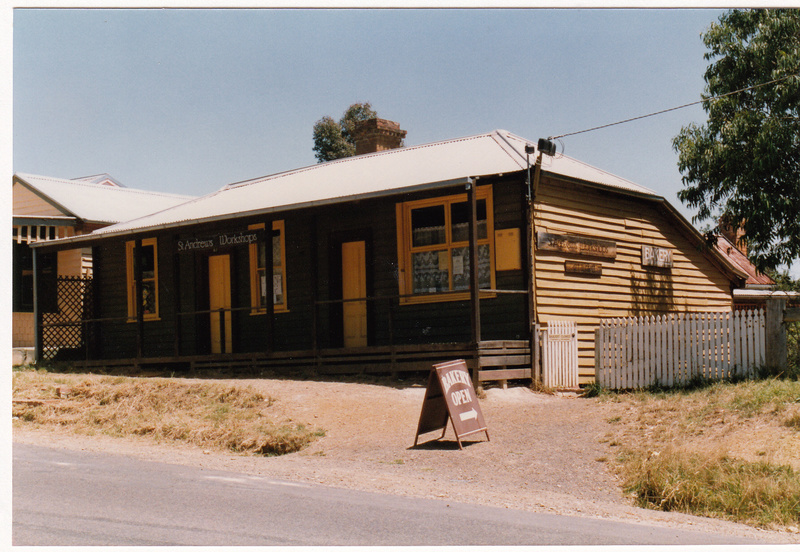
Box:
[719,218,747,256]
[353,118,407,155]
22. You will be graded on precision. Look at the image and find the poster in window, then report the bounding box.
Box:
[273,274,283,304]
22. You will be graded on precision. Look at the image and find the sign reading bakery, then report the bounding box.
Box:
[642,245,673,268]
[537,231,616,259]
[177,229,264,254]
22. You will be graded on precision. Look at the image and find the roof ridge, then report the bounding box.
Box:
[224,131,499,190]
[15,172,194,199]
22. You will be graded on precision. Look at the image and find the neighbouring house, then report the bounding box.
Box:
[31,121,754,384]
[12,173,194,363]
[710,226,800,310]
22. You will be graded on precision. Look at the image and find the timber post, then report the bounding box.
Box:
[765,293,788,372]
[134,238,144,359]
[265,223,275,353]
[33,247,41,364]
[467,177,482,388]
[172,240,182,357]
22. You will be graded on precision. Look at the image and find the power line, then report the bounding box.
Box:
[549,72,800,141]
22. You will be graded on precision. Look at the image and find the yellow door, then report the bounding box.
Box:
[342,241,367,348]
[208,254,232,354]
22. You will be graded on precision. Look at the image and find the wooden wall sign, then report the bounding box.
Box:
[177,229,264,254]
[565,260,602,276]
[537,231,616,259]
[642,245,673,268]
[414,359,489,450]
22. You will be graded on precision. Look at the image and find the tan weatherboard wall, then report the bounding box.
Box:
[533,176,734,383]
[13,181,65,216]
[13,313,35,348]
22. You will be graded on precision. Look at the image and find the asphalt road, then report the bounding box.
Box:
[13,443,767,546]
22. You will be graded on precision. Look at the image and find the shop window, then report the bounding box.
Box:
[396,186,495,303]
[126,238,159,320]
[249,220,287,313]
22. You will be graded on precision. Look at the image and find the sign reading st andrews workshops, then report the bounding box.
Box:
[414,360,489,450]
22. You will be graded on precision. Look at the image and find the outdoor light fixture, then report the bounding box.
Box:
[537,138,557,156]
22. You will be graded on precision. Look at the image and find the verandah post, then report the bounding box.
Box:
[467,177,481,386]
[265,222,275,353]
[33,247,41,364]
[172,241,181,357]
[134,238,144,359]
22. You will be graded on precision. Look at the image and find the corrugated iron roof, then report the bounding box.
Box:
[714,234,775,286]
[84,129,658,239]
[14,173,195,224]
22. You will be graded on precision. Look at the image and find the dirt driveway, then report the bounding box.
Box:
[12,377,795,543]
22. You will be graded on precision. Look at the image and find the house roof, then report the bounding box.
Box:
[54,129,658,241]
[13,173,195,225]
[714,234,775,287]
[71,173,126,188]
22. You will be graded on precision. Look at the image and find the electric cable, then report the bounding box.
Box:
[549,72,800,141]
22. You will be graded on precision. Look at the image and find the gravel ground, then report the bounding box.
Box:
[12,377,798,544]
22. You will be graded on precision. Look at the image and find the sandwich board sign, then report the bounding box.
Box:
[414,359,489,449]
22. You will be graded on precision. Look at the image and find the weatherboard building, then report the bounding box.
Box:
[12,173,194,364]
[31,120,752,385]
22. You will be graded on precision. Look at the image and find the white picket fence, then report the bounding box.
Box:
[542,320,579,389]
[595,310,765,390]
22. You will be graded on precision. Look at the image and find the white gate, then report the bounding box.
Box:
[542,320,579,389]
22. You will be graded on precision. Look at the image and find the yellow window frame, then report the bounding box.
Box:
[249,220,288,313]
[396,185,495,304]
[125,238,159,320]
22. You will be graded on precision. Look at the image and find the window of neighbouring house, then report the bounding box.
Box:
[126,238,159,320]
[249,220,287,313]
[396,186,495,303]
[12,241,58,313]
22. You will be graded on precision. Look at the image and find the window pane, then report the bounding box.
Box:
[273,267,284,305]
[450,200,487,242]
[140,244,155,279]
[411,205,446,247]
[451,245,491,290]
[272,231,282,267]
[257,242,266,269]
[141,281,157,315]
[412,250,449,293]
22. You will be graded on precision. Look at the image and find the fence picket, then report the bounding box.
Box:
[596,309,765,390]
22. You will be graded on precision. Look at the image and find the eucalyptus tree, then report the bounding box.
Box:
[673,9,800,271]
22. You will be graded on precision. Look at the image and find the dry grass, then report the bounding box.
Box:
[12,369,325,456]
[603,378,800,528]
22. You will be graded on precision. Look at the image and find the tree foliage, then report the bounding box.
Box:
[673,9,800,272]
[312,102,377,163]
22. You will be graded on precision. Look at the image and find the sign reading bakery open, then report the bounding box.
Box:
[414,359,489,449]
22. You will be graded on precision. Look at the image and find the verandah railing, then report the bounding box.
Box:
[39,288,532,366]
[595,310,766,390]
